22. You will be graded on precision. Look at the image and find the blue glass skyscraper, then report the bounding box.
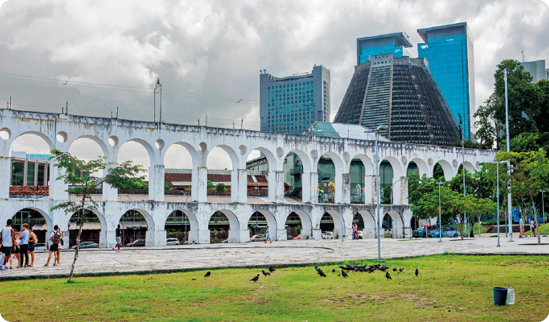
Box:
[417,22,475,140]
[356,32,412,65]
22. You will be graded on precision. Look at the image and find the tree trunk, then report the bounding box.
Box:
[68,192,87,283]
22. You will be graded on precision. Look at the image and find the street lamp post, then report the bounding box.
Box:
[458,114,467,237]
[504,69,514,243]
[482,161,509,247]
[365,123,388,261]
[436,182,443,242]
[541,190,546,237]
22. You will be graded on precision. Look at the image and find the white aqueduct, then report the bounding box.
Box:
[0,109,496,247]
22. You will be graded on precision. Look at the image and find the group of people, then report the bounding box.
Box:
[0,219,63,270]
[519,216,540,238]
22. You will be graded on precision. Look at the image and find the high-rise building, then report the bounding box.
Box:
[356,32,412,65]
[521,60,548,83]
[334,54,461,146]
[417,22,475,140]
[259,66,330,134]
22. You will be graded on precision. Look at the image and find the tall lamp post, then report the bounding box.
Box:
[436,182,443,242]
[504,69,514,242]
[365,123,388,261]
[482,161,509,247]
[458,113,467,237]
[541,190,546,237]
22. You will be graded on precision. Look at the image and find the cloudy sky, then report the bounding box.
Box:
[1,0,548,170]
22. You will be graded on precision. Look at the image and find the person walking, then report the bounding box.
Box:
[27,226,37,267]
[265,227,272,244]
[113,224,123,252]
[1,219,16,270]
[531,216,537,237]
[519,216,525,238]
[18,223,30,268]
[44,225,62,267]
[12,230,21,268]
[353,223,358,240]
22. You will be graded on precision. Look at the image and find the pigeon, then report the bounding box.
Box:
[250,274,260,282]
[332,268,336,273]
[342,270,349,278]
[392,268,397,272]
[318,270,327,277]
[399,268,405,273]
[386,272,392,280]
[204,271,211,277]
[268,266,276,273]
[415,268,419,277]
[315,266,321,272]
[262,270,270,277]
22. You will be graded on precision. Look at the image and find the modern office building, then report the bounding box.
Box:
[259,65,330,134]
[334,54,461,146]
[521,60,548,83]
[417,22,475,140]
[356,32,413,65]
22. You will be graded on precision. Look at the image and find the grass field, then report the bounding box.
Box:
[0,254,547,321]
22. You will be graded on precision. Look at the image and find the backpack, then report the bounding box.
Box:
[52,232,60,245]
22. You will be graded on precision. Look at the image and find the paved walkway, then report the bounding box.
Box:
[1,235,547,280]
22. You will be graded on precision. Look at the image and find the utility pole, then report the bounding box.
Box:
[154,78,162,126]
[459,113,467,237]
[505,69,514,242]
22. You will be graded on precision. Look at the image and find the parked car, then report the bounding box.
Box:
[166,238,180,246]
[250,234,266,242]
[414,225,439,238]
[293,235,301,240]
[321,231,333,239]
[71,241,99,250]
[127,239,146,247]
[34,243,47,251]
[431,227,461,238]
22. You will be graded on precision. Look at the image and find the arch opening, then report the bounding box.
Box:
[206,146,239,202]
[283,151,308,203]
[118,209,152,247]
[165,209,198,244]
[117,141,151,195]
[247,210,277,241]
[164,143,197,199]
[208,210,240,243]
[284,210,312,240]
[435,160,454,181]
[317,153,343,204]
[11,208,51,244]
[356,210,376,239]
[382,211,405,238]
[9,134,53,198]
[245,148,276,199]
[68,209,106,248]
[319,210,344,239]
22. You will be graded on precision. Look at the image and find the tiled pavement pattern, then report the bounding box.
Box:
[1,236,547,279]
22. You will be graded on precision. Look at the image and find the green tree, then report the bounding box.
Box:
[49,149,146,282]
[493,59,542,141]
[473,94,498,150]
[207,180,213,189]
[215,183,226,192]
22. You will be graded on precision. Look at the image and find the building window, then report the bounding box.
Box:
[11,162,24,186]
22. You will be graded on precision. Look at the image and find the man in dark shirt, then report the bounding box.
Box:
[113,224,123,252]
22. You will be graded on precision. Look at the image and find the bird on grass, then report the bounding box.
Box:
[268,266,276,273]
[318,270,327,277]
[262,270,270,277]
[250,274,260,282]
[342,270,349,278]
[204,271,211,277]
[415,268,419,277]
[386,272,392,280]
[392,268,397,272]
[315,266,321,272]
[332,268,336,273]
[399,268,405,273]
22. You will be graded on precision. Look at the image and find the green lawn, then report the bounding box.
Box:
[0,254,547,321]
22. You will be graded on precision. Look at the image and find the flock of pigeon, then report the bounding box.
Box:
[201,265,418,282]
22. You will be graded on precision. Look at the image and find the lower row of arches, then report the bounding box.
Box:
[9,207,407,248]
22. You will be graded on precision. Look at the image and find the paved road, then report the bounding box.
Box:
[1,235,547,279]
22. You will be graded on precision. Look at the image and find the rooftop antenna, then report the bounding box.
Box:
[9,96,11,110]
[198,119,200,126]
[522,51,525,62]
[241,119,243,130]
[66,101,68,114]
[154,78,162,128]
[205,115,208,127]
[62,106,64,114]
[116,106,119,119]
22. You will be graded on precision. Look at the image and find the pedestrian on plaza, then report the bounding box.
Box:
[353,224,358,240]
[1,219,16,270]
[44,225,62,267]
[265,227,272,244]
[27,226,37,267]
[12,230,22,268]
[113,224,123,252]
[519,216,525,238]
[18,223,30,268]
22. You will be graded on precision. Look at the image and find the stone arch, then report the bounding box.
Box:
[351,154,375,204]
[282,149,312,203]
[408,158,429,177]
[11,207,53,244]
[283,210,312,239]
[356,210,376,239]
[379,156,403,205]
[164,142,199,200]
[318,210,345,239]
[385,209,405,238]
[433,159,454,181]
[115,208,155,246]
[460,161,475,172]
[164,208,199,244]
[68,208,108,248]
[317,152,344,204]
[9,131,54,151]
[245,209,277,240]
[206,145,240,202]
[244,147,277,201]
[210,209,241,243]
[123,138,157,165]
[68,135,110,159]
